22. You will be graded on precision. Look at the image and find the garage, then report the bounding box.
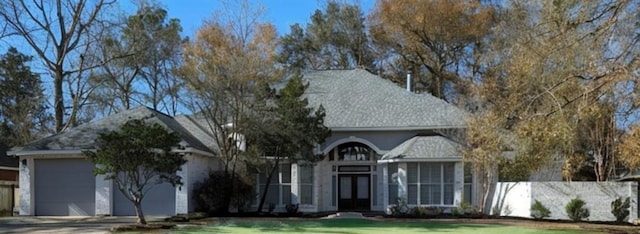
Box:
[34,158,96,216]
[112,180,176,216]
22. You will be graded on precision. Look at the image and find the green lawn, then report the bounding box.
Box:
[172,218,594,234]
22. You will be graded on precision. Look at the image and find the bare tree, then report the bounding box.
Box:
[0,0,117,132]
[177,0,281,213]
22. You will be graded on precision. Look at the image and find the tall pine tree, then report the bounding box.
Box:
[0,47,49,147]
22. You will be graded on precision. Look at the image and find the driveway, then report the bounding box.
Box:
[0,216,155,233]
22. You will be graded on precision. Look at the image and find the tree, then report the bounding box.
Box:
[123,2,184,114]
[461,111,503,212]
[617,125,640,174]
[278,1,375,70]
[91,2,184,115]
[369,0,495,101]
[84,119,185,225]
[0,47,49,147]
[247,72,331,212]
[574,102,620,181]
[461,0,638,187]
[0,0,117,132]
[177,0,280,213]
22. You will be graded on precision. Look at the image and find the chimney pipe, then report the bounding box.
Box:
[406,72,412,92]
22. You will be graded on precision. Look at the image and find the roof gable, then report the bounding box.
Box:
[381,135,462,160]
[302,69,466,130]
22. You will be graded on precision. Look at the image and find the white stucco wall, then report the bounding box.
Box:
[184,154,219,213]
[18,157,31,215]
[94,174,111,215]
[491,182,638,223]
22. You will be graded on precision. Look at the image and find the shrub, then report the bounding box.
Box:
[451,207,461,216]
[565,198,590,221]
[530,200,551,220]
[387,197,409,217]
[611,197,630,223]
[192,171,254,215]
[285,203,300,216]
[411,206,442,218]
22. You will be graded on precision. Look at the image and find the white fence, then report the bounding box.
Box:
[490,182,638,223]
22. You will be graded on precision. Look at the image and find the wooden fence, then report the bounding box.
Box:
[0,181,17,216]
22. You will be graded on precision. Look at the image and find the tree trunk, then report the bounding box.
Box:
[134,201,147,225]
[54,69,64,133]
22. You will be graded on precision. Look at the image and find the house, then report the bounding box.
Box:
[8,68,468,216]
[258,69,467,213]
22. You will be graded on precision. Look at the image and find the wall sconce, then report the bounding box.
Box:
[21,159,27,169]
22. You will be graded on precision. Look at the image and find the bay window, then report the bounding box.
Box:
[407,162,455,205]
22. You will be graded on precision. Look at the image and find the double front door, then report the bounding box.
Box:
[338,174,370,211]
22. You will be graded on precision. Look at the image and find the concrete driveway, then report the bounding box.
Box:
[0,216,155,233]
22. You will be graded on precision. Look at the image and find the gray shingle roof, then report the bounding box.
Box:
[302,69,466,129]
[381,135,462,160]
[14,106,212,153]
[174,114,219,154]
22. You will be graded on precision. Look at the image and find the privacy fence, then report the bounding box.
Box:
[0,181,17,216]
[490,181,638,223]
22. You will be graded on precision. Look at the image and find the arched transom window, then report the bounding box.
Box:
[331,142,377,161]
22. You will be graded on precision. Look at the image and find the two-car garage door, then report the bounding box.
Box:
[34,158,176,216]
[34,159,96,216]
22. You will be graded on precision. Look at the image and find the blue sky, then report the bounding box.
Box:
[150,0,376,38]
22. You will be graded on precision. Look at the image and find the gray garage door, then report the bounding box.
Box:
[112,180,176,216]
[34,158,95,216]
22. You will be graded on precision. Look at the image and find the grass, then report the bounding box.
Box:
[170,218,595,234]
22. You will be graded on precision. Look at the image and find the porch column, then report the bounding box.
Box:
[382,164,389,210]
[291,163,299,204]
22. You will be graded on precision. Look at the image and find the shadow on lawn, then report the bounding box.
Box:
[204,218,500,234]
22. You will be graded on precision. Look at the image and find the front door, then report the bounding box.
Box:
[338,174,370,211]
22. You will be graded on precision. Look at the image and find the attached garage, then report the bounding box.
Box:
[34,158,95,216]
[112,181,176,216]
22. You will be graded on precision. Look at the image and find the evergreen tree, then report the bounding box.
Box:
[0,47,49,147]
[249,71,331,212]
[85,119,186,225]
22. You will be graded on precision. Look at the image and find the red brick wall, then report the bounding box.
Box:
[0,170,17,182]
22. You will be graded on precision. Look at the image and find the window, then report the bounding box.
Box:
[406,163,455,205]
[388,163,398,204]
[464,163,473,204]
[257,164,291,205]
[299,165,313,205]
[337,142,375,161]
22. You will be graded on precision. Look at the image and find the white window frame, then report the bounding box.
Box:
[256,163,292,206]
[407,162,455,206]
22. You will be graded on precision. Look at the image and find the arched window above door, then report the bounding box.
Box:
[330,142,378,161]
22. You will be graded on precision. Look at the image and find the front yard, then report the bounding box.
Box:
[166,218,610,234]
